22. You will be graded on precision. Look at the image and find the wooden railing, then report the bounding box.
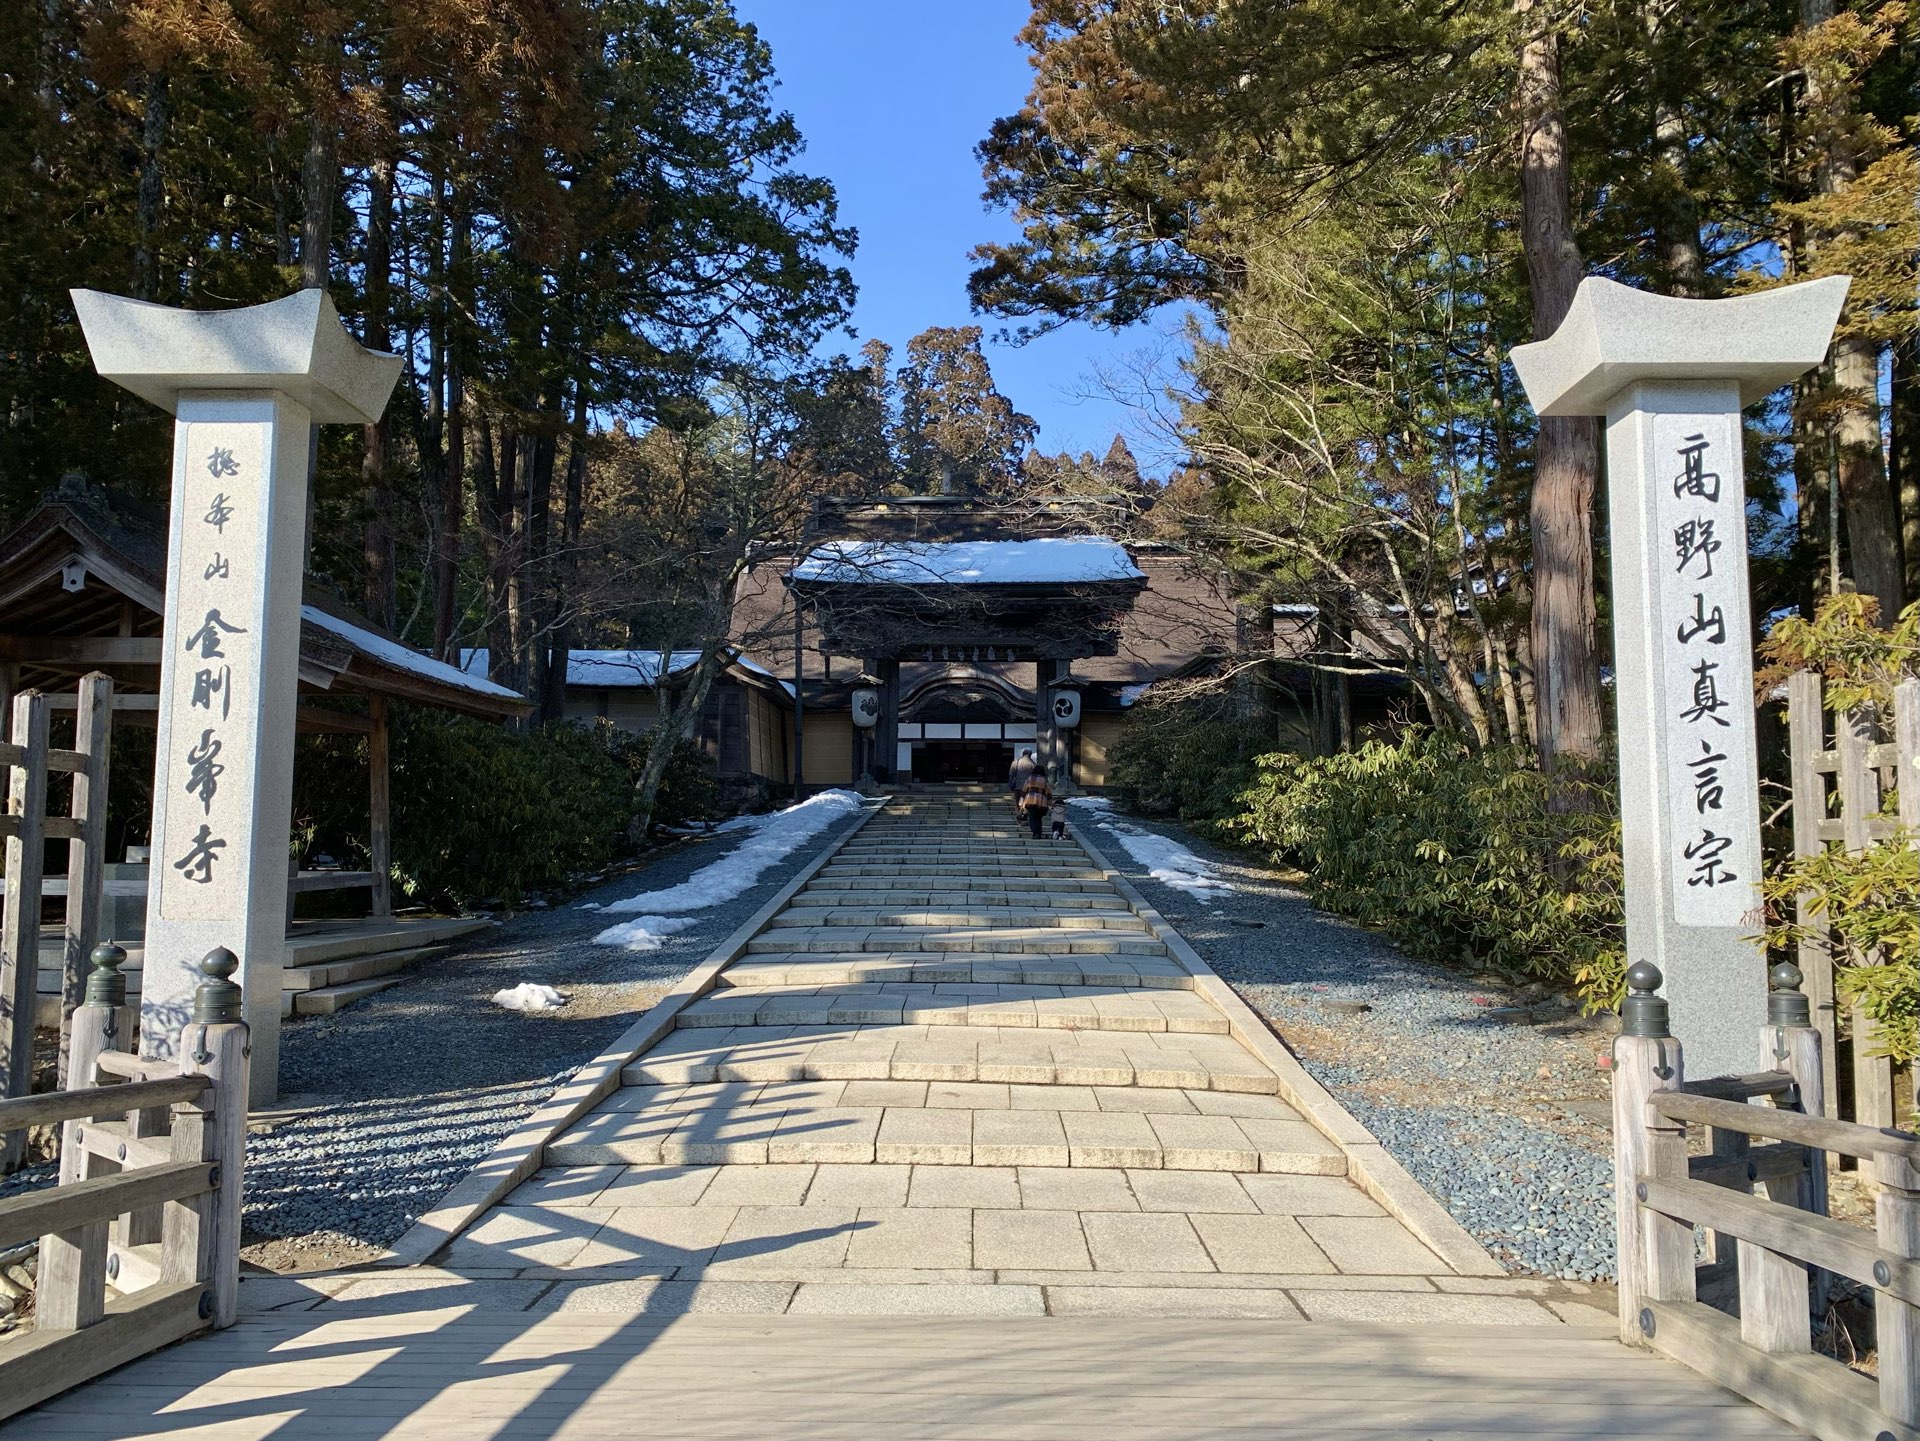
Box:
[2,675,115,1170]
[1614,959,1918,1441]
[0,944,247,1422]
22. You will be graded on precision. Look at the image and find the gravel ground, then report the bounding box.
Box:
[1067,802,1620,1282]
[244,805,870,1262]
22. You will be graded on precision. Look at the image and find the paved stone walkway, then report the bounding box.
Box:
[327,791,1596,1322]
[9,791,1809,1439]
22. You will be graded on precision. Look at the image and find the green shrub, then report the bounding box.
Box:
[1227,734,1626,1006]
[1106,699,1274,828]
[599,723,720,832]
[1763,834,1918,1066]
[291,708,718,908]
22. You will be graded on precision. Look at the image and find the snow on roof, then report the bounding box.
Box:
[1118,682,1155,708]
[302,607,523,702]
[459,648,793,697]
[790,537,1145,586]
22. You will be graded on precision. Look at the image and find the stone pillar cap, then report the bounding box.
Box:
[1510,275,1848,417]
[70,287,403,424]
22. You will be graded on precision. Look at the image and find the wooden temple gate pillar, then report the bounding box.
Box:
[876,659,901,782]
[367,693,392,919]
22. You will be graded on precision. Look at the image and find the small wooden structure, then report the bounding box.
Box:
[0,945,247,1421]
[1612,960,1919,1441]
[0,479,530,925]
[1785,673,1919,1131]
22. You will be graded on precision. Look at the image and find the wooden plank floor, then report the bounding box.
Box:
[5,1314,1806,1439]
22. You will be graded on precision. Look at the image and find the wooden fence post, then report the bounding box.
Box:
[1894,678,1918,1127]
[1875,1148,1920,1431]
[1,690,49,1172]
[1613,960,1689,1345]
[1785,672,1839,1116]
[1834,705,1898,1133]
[1737,963,1823,1353]
[57,672,112,1090]
[37,944,132,1332]
[367,694,391,919]
[159,948,248,1329]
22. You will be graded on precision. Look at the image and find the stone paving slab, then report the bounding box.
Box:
[621,1026,1280,1091]
[718,954,1195,989]
[674,983,1227,1033]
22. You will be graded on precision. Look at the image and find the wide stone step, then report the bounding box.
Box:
[290,974,403,1016]
[745,926,1167,956]
[820,865,1108,880]
[802,879,1122,898]
[549,1081,1340,1173]
[675,983,1229,1034]
[719,953,1194,991]
[281,944,449,993]
[623,1022,1276,1092]
[797,893,1130,912]
[766,908,1151,933]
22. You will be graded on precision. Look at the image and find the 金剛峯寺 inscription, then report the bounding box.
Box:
[158,423,263,920]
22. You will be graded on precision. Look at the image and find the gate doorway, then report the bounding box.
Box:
[911,740,1013,783]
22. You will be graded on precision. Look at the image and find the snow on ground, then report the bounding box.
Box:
[1066,796,1234,899]
[591,789,866,949]
[592,914,696,952]
[492,982,568,1012]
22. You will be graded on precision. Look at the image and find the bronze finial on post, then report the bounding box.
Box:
[84,941,128,1011]
[1619,960,1671,1040]
[1765,960,1811,1030]
[192,947,244,1026]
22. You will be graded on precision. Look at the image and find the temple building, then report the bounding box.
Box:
[724,495,1402,793]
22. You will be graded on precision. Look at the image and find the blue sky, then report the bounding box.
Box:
[734,0,1175,469]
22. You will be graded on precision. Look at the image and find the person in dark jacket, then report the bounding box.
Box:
[1018,766,1052,840]
[1008,749,1038,816]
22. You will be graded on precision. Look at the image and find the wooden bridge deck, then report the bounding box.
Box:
[4,1313,1804,1439]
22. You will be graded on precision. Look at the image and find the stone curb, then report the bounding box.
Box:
[377,799,886,1268]
[1069,827,1508,1279]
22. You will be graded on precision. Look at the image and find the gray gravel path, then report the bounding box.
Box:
[245,806,869,1257]
[1067,801,1619,1282]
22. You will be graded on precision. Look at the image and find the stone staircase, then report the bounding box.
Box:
[545,793,1342,1180]
[365,789,1609,1320]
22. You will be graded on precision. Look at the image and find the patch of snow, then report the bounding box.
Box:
[1066,797,1234,898]
[1118,683,1154,708]
[590,789,866,947]
[592,914,697,951]
[791,537,1143,586]
[457,648,795,698]
[493,982,568,1012]
[302,608,523,702]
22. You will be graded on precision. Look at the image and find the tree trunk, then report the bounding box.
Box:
[631,648,725,838]
[544,392,590,725]
[361,150,396,629]
[433,197,471,660]
[299,110,337,289]
[1893,330,1919,602]
[1799,0,1903,620]
[1517,3,1606,779]
[1641,0,1707,296]
[132,73,169,300]
[1833,337,1904,619]
[525,426,558,722]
